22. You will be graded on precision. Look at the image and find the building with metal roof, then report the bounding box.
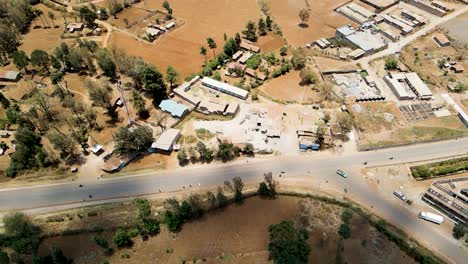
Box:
[159,99,189,118]
[433,33,450,47]
[441,93,468,127]
[384,72,432,100]
[336,25,387,53]
[0,71,21,82]
[201,77,249,99]
[151,128,180,151]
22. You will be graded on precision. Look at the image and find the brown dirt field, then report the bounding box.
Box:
[268,0,356,47]
[108,0,262,78]
[313,56,361,73]
[256,33,286,54]
[107,6,152,29]
[19,4,68,54]
[259,71,321,103]
[37,196,416,264]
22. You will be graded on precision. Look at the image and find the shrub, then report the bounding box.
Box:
[338,224,351,239]
[341,209,353,224]
[385,58,398,70]
[452,225,466,240]
[112,230,131,247]
[93,236,109,249]
[245,54,262,70]
[144,219,160,235]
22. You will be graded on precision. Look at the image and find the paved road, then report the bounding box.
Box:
[1,138,467,262]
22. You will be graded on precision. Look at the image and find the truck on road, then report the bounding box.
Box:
[419,211,444,225]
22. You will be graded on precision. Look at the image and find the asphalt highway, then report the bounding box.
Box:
[0,138,467,262]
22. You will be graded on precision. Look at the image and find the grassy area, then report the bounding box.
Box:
[195,128,214,141]
[411,156,468,180]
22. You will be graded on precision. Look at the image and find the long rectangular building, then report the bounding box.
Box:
[201,77,249,99]
[408,0,447,17]
[384,72,432,100]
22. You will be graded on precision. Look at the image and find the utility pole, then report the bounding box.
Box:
[116,81,133,125]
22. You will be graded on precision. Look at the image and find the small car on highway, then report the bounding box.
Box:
[336,169,348,178]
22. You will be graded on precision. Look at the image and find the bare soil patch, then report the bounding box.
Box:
[259,71,321,103]
[268,0,356,47]
[108,0,262,78]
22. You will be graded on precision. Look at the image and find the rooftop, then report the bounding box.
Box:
[0,70,20,81]
[159,99,189,118]
[201,77,249,99]
[151,128,180,151]
[336,25,356,36]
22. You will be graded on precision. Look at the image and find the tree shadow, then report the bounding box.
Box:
[298,23,309,28]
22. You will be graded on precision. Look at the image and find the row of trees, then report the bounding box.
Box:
[177,141,254,165]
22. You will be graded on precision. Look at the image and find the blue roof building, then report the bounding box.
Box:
[159,99,189,118]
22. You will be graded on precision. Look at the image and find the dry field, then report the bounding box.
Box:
[352,102,468,147]
[259,71,321,103]
[268,0,356,46]
[108,0,262,78]
[37,196,415,264]
[106,6,153,29]
[19,4,68,54]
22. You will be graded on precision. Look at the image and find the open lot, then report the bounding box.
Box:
[36,195,416,264]
[259,71,321,104]
[108,0,262,78]
[399,30,468,91]
[268,0,356,46]
[352,102,468,148]
[441,11,468,43]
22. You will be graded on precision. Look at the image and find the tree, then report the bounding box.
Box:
[385,58,398,70]
[93,236,109,249]
[206,38,217,58]
[336,112,354,134]
[30,49,50,73]
[131,90,147,117]
[216,186,228,207]
[291,48,306,70]
[133,198,151,220]
[32,91,54,121]
[266,16,272,31]
[258,18,267,36]
[268,221,310,264]
[79,6,97,25]
[243,143,254,156]
[0,251,9,264]
[50,70,64,85]
[108,0,123,17]
[280,46,288,56]
[216,140,238,161]
[12,51,29,72]
[96,49,116,79]
[177,148,188,165]
[142,66,167,101]
[48,130,76,158]
[0,92,10,109]
[319,81,335,101]
[85,79,112,112]
[98,8,109,20]
[162,1,172,14]
[113,229,131,247]
[338,223,351,239]
[48,11,56,28]
[113,126,153,154]
[452,225,466,240]
[242,21,257,42]
[298,8,310,26]
[223,38,238,58]
[299,67,317,85]
[200,46,207,64]
[195,141,214,162]
[3,212,41,254]
[164,210,183,232]
[165,65,179,88]
[225,177,244,203]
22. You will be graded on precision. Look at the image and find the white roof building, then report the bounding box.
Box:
[151,128,180,151]
[201,77,249,99]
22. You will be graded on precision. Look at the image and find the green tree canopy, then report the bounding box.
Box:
[113,126,153,154]
[12,50,29,71]
[268,221,310,264]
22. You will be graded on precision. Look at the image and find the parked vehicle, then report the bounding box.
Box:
[336,170,347,178]
[393,191,407,201]
[418,211,444,225]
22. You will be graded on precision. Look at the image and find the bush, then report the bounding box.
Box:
[164,211,183,232]
[0,252,9,264]
[341,209,353,224]
[385,58,398,70]
[144,219,160,235]
[245,54,262,70]
[112,230,131,247]
[338,224,351,239]
[452,225,466,240]
[93,236,109,249]
[268,221,310,264]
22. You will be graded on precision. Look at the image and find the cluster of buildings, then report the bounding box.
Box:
[384,72,433,100]
[337,2,376,24]
[408,0,453,17]
[333,72,385,102]
[145,21,176,41]
[336,25,388,55]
